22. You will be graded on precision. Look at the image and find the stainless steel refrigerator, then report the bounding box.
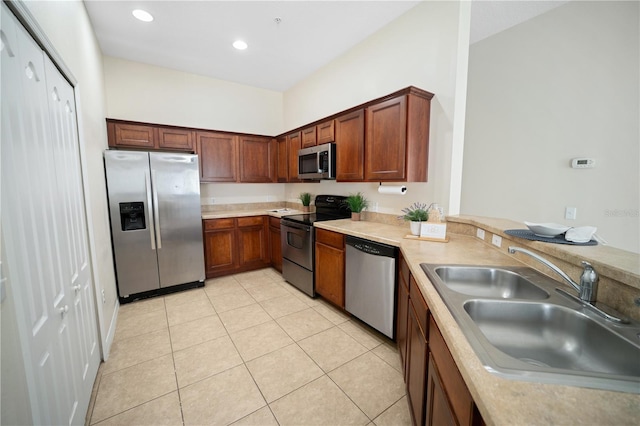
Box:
[104,150,205,302]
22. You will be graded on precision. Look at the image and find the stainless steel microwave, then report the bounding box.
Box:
[298,142,336,180]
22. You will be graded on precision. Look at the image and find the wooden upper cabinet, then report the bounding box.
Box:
[365,90,432,182]
[276,135,289,182]
[157,127,195,151]
[335,109,365,181]
[365,95,407,181]
[317,119,335,144]
[239,136,275,183]
[108,122,156,149]
[197,131,238,182]
[301,126,317,148]
[288,131,301,182]
[107,120,195,152]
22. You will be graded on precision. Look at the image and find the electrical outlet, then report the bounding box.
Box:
[101,289,106,304]
[565,206,577,220]
[372,202,379,212]
[476,228,485,240]
[491,234,502,248]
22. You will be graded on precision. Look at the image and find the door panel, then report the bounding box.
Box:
[104,151,161,296]
[44,54,100,415]
[150,152,205,287]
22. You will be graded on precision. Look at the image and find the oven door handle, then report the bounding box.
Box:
[281,221,311,233]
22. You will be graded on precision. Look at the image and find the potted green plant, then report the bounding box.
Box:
[299,192,312,212]
[345,192,369,221]
[399,202,429,235]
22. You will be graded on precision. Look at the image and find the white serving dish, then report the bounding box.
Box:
[524,221,571,238]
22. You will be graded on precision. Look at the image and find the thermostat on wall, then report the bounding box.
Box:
[571,158,596,169]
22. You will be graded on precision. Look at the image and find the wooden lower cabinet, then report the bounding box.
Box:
[314,228,345,308]
[397,256,484,426]
[203,216,269,278]
[407,302,428,425]
[203,218,238,277]
[269,217,282,272]
[427,317,484,426]
[426,354,456,426]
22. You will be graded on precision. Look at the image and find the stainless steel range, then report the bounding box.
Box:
[281,195,350,297]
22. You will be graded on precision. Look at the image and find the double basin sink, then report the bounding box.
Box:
[420,264,640,393]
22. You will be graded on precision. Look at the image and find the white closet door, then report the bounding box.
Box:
[1,5,92,425]
[44,55,101,421]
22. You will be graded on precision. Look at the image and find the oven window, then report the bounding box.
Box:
[287,232,305,249]
[299,153,318,175]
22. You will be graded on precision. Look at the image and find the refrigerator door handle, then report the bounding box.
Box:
[144,170,157,250]
[151,169,162,249]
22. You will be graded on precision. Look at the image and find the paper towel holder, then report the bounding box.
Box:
[378,182,407,195]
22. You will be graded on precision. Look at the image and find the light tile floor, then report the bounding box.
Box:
[87,268,411,426]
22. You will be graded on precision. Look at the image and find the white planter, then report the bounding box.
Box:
[410,221,421,236]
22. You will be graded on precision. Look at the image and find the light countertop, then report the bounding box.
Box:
[202,208,303,220]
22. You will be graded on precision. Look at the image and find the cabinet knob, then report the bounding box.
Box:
[73,285,81,292]
[59,305,69,316]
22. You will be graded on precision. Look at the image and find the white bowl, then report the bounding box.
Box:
[524,221,570,238]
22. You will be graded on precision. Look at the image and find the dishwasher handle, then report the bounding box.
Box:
[346,236,397,258]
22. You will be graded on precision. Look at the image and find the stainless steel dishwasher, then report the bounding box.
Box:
[345,236,398,339]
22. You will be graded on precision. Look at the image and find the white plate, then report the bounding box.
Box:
[524,221,570,238]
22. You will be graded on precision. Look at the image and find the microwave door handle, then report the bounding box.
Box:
[317,153,322,173]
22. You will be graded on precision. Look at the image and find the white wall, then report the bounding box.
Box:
[103,56,283,136]
[461,1,639,253]
[22,0,119,352]
[283,1,468,217]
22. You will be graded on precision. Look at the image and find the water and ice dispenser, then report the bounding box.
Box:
[119,202,146,231]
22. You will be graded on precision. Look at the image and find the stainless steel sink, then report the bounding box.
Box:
[433,266,549,299]
[420,263,640,393]
[464,300,640,377]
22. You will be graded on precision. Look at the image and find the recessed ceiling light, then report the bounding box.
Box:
[132,9,154,22]
[233,40,248,50]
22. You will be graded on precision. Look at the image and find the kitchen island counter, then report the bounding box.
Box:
[315,216,640,426]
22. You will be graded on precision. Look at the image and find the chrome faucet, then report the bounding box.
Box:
[507,246,598,302]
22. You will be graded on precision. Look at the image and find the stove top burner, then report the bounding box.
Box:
[281,195,350,226]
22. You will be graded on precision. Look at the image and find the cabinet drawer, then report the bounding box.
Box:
[204,218,235,231]
[429,317,475,426]
[237,216,265,227]
[315,228,344,249]
[409,276,429,337]
[269,216,281,229]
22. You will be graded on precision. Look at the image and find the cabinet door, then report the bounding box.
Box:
[301,126,317,148]
[288,131,301,182]
[197,131,238,182]
[237,216,269,269]
[204,219,238,277]
[269,220,282,272]
[407,303,428,426]
[314,237,345,308]
[317,119,335,144]
[426,354,456,426]
[239,136,275,183]
[397,273,410,380]
[110,122,156,149]
[158,127,194,151]
[365,95,407,181]
[335,109,364,181]
[276,135,289,182]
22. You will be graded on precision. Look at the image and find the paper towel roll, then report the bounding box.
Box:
[378,185,407,195]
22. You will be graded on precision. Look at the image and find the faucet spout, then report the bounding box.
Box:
[507,246,581,293]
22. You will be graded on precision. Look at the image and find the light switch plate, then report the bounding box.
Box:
[491,234,502,248]
[476,228,485,240]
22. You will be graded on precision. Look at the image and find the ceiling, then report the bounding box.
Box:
[84,0,569,92]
